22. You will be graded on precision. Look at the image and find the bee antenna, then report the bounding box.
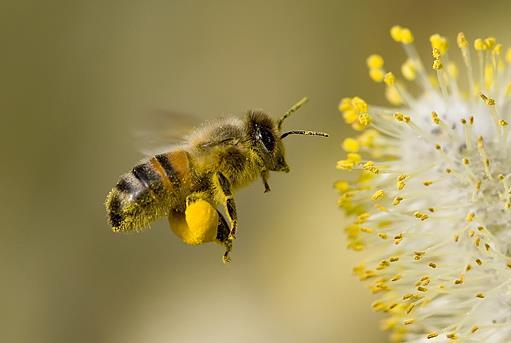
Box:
[277,97,309,131]
[280,130,329,139]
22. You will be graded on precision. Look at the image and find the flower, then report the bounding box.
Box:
[337,25,511,342]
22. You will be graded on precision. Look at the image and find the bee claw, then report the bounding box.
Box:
[223,238,233,263]
[223,254,231,263]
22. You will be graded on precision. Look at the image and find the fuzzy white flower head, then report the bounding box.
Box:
[337,25,511,342]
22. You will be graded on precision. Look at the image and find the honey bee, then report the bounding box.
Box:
[106,97,328,262]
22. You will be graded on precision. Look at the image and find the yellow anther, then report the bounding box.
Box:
[342,138,360,152]
[347,153,362,164]
[356,212,370,223]
[463,158,470,165]
[391,274,401,281]
[457,32,468,48]
[338,97,352,112]
[432,47,441,59]
[334,181,349,192]
[371,189,385,201]
[447,333,458,340]
[477,135,485,148]
[423,181,433,186]
[366,54,384,69]
[507,48,511,63]
[466,211,475,222]
[417,286,428,292]
[428,262,437,268]
[390,25,402,42]
[485,37,496,49]
[402,293,413,300]
[475,258,482,265]
[337,159,354,170]
[392,196,403,205]
[360,227,373,233]
[499,119,508,126]
[476,293,485,298]
[363,161,380,174]
[435,144,442,150]
[403,319,415,325]
[471,326,479,333]
[342,110,358,124]
[389,25,413,44]
[427,332,439,339]
[397,174,408,181]
[379,232,388,239]
[384,72,396,86]
[401,59,416,80]
[432,59,443,70]
[454,234,459,242]
[493,43,503,55]
[414,212,429,221]
[394,112,410,123]
[351,96,368,113]
[400,28,414,44]
[369,68,384,82]
[454,274,465,285]
[358,112,371,127]
[431,111,441,124]
[474,38,487,51]
[397,180,406,190]
[430,34,448,55]
[389,256,399,262]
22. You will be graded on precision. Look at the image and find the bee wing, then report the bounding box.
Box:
[134,110,202,156]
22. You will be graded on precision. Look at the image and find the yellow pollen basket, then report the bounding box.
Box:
[168,200,219,245]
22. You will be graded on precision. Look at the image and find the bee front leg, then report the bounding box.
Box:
[261,170,271,193]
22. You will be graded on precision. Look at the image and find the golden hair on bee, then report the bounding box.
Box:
[105,97,328,263]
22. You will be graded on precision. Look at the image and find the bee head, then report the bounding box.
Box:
[246,110,289,172]
[246,97,328,173]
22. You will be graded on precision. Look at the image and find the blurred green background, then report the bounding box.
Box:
[2,1,509,342]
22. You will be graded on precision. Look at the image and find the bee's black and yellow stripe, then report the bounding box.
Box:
[106,150,192,232]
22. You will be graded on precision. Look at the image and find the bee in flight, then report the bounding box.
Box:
[106,97,328,263]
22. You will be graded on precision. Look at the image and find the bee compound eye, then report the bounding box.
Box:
[259,126,275,152]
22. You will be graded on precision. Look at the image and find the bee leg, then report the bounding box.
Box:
[216,172,238,239]
[261,170,271,193]
[215,211,233,263]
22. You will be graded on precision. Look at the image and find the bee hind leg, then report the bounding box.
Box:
[215,211,233,263]
[215,172,238,239]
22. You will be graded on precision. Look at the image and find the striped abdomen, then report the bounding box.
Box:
[106,150,192,232]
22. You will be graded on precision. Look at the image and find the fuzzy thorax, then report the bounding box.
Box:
[337,25,511,342]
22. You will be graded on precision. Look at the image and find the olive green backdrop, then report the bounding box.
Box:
[2,1,509,342]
